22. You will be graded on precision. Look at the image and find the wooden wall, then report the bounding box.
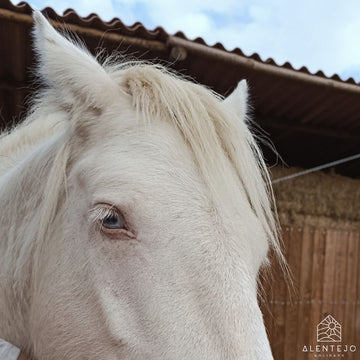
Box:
[262,225,360,360]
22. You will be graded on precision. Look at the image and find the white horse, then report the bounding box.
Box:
[0,12,285,360]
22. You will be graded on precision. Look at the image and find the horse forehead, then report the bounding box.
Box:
[87,119,195,168]
[73,125,198,191]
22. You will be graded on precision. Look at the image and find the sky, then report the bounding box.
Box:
[14,0,360,83]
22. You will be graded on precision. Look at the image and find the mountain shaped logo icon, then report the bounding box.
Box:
[317,315,341,342]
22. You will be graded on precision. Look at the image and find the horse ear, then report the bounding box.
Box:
[33,11,114,106]
[222,80,248,120]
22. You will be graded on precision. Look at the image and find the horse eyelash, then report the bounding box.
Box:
[88,206,117,224]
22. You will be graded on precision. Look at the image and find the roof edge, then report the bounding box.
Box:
[168,36,360,95]
[3,0,360,88]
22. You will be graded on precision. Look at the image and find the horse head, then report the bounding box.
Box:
[0,12,286,359]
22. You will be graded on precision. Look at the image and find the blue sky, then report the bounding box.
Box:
[15,0,360,82]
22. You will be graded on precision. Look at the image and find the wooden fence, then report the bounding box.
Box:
[261,225,360,359]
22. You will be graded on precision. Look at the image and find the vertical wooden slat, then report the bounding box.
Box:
[321,229,337,318]
[266,226,290,360]
[334,230,348,343]
[284,227,303,360]
[355,232,360,358]
[344,231,359,360]
[309,228,326,345]
[296,226,314,360]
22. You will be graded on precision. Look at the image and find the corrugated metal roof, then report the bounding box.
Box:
[1,0,360,177]
[5,0,357,84]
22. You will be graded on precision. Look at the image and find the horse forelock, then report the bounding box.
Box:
[107,64,286,268]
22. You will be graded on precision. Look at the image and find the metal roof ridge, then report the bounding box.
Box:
[3,0,169,40]
[171,32,359,87]
[3,0,360,87]
[168,36,360,94]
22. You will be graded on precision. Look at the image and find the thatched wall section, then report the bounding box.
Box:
[271,167,360,231]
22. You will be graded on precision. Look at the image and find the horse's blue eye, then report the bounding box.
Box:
[101,213,125,229]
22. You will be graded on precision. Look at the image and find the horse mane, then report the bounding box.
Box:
[109,63,286,267]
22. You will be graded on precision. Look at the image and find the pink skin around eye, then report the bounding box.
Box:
[100,226,136,239]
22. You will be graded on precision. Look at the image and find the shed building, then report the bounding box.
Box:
[1,1,359,358]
